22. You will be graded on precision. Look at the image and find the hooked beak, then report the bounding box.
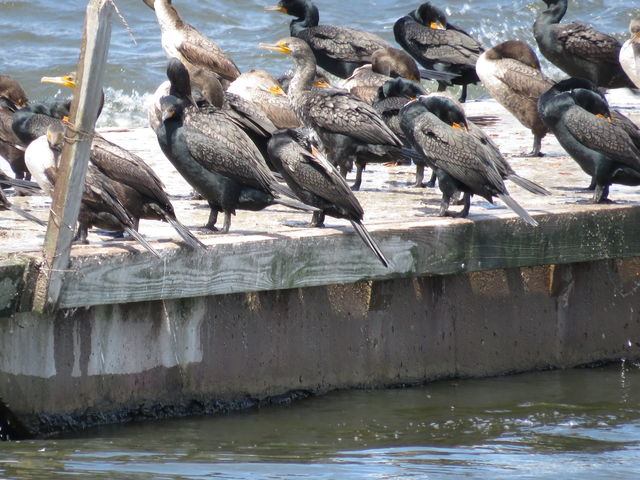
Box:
[269,85,286,96]
[595,113,612,123]
[264,5,288,14]
[41,74,77,89]
[259,41,291,55]
[430,21,446,30]
[314,80,331,88]
[451,122,468,131]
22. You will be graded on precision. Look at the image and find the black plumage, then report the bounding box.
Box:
[538,78,640,203]
[0,75,30,181]
[400,95,538,225]
[267,128,389,267]
[533,0,635,89]
[156,94,316,233]
[265,0,392,79]
[394,2,483,102]
[476,40,555,156]
[261,37,405,191]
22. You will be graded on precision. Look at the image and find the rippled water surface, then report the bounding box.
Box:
[2,363,640,479]
[0,0,637,127]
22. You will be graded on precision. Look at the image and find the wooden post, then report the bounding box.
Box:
[33,0,114,313]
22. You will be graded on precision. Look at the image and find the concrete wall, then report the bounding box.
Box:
[2,258,640,438]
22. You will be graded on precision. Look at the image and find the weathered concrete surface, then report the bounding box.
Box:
[2,258,640,438]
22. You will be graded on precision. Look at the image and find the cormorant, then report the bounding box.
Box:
[227,69,301,129]
[0,76,30,182]
[21,72,204,249]
[260,37,405,191]
[475,40,555,156]
[538,77,640,203]
[620,17,640,88]
[143,0,241,84]
[267,128,389,267]
[265,0,393,79]
[393,2,483,102]
[156,94,316,233]
[25,124,160,256]
[400,95,538,225]
[533,0,635,89]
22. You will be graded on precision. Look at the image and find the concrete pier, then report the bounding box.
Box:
[2,95,640,438]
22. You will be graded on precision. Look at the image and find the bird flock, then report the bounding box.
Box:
[0,0,639,268]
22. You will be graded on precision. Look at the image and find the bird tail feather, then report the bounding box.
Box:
[124,226,161,258]
[274,196,319,212]
[506,174,550,196]
[162,212,206,250]
[350,220,389,268]
[497,194,538,227]
[8,204,46,226]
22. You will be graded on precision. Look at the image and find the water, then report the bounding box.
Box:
[1,363,640,479]
[0,1,637,128]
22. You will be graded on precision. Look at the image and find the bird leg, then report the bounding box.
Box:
[523,134,544,157]
[459,85,468,104]
[221,212,232,233]
[425,170,437,188]
[437,193,451,217]
[443,192,471,218]
[592,184,612,204]
[310,211,325,228]
[205,208,219,231]
[352,162,365,191]
[73,224,90,245]
[412,164,425,187]
[582,177,597,191]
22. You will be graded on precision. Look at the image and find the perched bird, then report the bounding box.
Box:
[400,95,538,225]
[227,69,301,129]
[533,0,635,89]
[267,128,389,267]
[260,37,405,191]
[22,72,204,249]
[620,17,640,88]
[394,1,483,102]
[475,40,555,156]
[538,78,640,203]
[341,47,422,105]
[25,124,160,256]
[265,0,393,79]
[0,75,30,181]
[156,94,316,233]
[143,0,240,84]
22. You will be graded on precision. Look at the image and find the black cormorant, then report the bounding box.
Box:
[393,2,483,102]
[156,94,316,233]
[538,78,640,203]
[533,0,635,89]
[267,128,389,267]
[143,0,241,84]
[265,0,393,79]
[400,95,538,225]
[620,17,640,88]
[476,40,555,156]
[261,37,405,191]
[25,124,160,256]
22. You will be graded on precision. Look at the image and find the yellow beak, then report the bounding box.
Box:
[269,85,286,96]
[41,74,77,89]
[430,21,446,30]
[259,42,291,55]
[264,5,288,14]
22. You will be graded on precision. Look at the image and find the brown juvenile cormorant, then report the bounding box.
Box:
[400,95,538,225]
[267,128,389,267]
[394,2,483,102]
[227,69,301,129]
[533,0,635,89]
[143,0,241,84]
[156,94,317,233]
[265,0,393,79]
[261,37,405,191]
[20,72,204,249]
[538,77,640,203]
[0,75,29,181]
[620,17,640,88]
[476,40,555,157]
[25,124,160,256]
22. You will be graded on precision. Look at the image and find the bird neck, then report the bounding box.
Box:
[289,54,317,97]
[154,0,185,30]
[536,0,567,26]
[289,3,319,35]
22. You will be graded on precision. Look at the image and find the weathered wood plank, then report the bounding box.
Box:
[55,204,640,309]
[32,0,114,312]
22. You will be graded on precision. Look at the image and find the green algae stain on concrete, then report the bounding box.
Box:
[0,259,29,317]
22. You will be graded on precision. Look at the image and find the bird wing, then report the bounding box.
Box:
[556,22,622,63]
[181,122,276,192]
[564,105,640,169]
[413,113,504,191]
[299,26,392,63]
[307,89,401,146]
[490,58,555,100]
[177,25,241,81]
[395,17,481,66]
